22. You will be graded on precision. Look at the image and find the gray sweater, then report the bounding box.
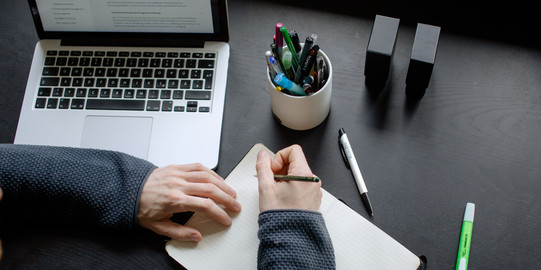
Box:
[0,144,335,269]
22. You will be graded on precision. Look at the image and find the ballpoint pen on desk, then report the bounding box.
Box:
[456,203,475,270]
[338,128,374,216]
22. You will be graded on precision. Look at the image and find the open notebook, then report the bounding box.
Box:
[166,143,425,269]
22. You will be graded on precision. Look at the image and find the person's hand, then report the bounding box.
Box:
[256,144,322,212]
[137,163,241,242]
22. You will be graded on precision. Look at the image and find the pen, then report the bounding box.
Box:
[456,203,475,270]
[289,31,302,56]
[270,43,287,77]
[265,51,277,79]
[338,128,374,216]
[280,26,300,71]
[253,174,320,182]
[294,36,314,84]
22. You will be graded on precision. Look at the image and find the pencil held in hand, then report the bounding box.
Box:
[274,175,320,182]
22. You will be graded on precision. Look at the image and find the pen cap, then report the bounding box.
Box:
[267,48,333,130]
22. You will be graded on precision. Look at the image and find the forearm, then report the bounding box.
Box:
[257,209,335,270]
[0,144,156,230]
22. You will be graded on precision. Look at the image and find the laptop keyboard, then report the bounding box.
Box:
[35,50,216,113]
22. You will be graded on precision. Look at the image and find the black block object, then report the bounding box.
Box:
[364,15,400,89]
[405,23,441,97]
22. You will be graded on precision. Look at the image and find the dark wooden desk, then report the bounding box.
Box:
[1,0,540,269]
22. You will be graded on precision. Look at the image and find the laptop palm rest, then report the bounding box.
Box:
[80,116,153,160]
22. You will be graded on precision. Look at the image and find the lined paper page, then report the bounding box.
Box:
[166,143,420,269]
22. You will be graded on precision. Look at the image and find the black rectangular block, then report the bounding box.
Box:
[406,23,441,94]
[364,15,400,88]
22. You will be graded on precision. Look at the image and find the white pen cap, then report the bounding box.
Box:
[463,203,475,223]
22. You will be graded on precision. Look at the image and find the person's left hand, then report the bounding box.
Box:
[137,163,241,242]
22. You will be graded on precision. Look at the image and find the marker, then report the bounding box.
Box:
[338,128,374,216]
[289,31,302,56]
[281,50,296,79]
[273,73,305,96]
[280,26,300,71]
[298,45,320,84]
[275,23,283,54]
[294,37,314,84]
[456,203,475,270]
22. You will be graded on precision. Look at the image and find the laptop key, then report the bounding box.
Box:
[35,98,47,108]
[40,78,59,86]
[86,99,145,110]
[42,67,59,76]
[58,98,70,109]
[185,90,211,100]
[38,87,52,96]
[71,99,85,109]
[47,98,58,109]
[146,100,161,111]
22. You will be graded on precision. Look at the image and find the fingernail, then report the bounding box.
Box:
[191,234,202,242]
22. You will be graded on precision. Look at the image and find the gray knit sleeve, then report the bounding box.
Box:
[0,144,156,230]
[257,209,335,269]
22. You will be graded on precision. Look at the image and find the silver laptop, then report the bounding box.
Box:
[15,0,230,168]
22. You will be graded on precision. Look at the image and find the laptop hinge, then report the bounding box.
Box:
[61,38,205,48]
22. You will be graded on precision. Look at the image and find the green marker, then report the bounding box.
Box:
[456,203,475,270]
[280,26,300,71]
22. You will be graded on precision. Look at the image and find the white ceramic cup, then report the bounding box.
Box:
[267,49,333,130]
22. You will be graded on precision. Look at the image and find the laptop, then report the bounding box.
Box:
[15,0,230,168]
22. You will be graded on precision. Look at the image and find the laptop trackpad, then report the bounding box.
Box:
[80,116,153,160]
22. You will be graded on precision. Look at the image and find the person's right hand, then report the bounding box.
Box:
[255,144,322,212]
[137,163,241,242]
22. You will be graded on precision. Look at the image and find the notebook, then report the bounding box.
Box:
[14,0,231,168]
[166,143,426,269]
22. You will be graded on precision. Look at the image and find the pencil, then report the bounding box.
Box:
[273,175,320,182]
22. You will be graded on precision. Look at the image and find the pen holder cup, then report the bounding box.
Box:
[267,50,332,130]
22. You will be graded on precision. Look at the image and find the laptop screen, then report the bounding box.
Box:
[35,0,214,33]
[28,0,229,45]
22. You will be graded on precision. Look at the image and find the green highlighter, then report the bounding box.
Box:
[456,203,475,270]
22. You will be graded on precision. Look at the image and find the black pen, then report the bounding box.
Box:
[338,128,374,216]
[294,36,314,84]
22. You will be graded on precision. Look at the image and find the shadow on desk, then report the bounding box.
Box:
[260,0,538,48]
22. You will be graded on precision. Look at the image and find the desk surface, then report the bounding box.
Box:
[1,0,540,269]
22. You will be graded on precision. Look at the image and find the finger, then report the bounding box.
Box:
[272,145,312,175]
[177,169,237,199]
[256,150,275,191]
[146,220,203,242]
[172,196,233,226]
[182,182,241,212]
